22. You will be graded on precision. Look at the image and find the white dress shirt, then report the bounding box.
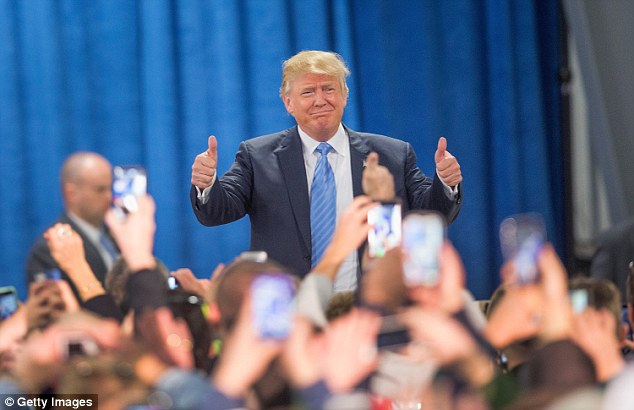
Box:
[298,124,357,292]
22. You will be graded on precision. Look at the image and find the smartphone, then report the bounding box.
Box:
[62,332,99,359]
[401,212,446,286]
[569,289,591,313]
[112,165,147,219]
[499,213,546,284]
[251,274,295,340]
[167,276,179,290]
[34,268,62,283]
[239,251,268,263]
[0,286,18,320]
[367,201,402,258]
[376,314,410,350]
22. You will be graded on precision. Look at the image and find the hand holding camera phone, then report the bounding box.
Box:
[367,201,402,258]
[401,211,446,286]
[112,165,147,219]
[499,213,546,285]
[251,274,295,340]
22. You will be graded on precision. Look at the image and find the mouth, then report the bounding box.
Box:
[310,110,333,117]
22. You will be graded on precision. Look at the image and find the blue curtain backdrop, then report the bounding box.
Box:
[0,0,562,300]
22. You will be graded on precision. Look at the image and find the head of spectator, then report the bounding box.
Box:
[105,256,170,317]
[166,288,214,374]
[61,152,112,228]
[213,258,296,408]
[569,276,623,340]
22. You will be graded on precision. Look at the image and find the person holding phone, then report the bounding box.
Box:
[25,152,120,300]
[190,50,463,291]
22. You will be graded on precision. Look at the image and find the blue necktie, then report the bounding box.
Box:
[99,232,119,262]
[310,143,336,267]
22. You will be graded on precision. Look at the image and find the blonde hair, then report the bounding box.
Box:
[280,50,350,98]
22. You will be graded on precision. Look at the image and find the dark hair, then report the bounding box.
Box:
[167,289,214,374]
[569,276,622,338]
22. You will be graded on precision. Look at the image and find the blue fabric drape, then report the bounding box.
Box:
[0,0,561,300]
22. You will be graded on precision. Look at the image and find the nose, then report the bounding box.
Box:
[313,89,327,106]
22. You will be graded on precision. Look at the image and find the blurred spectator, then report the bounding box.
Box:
[25,152,119,300]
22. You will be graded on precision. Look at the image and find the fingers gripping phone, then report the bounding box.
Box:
[499,213,546,284]
[251,274,296,340]
[367,201,402,258]
[401,212,446,286]
[112,165,147,219]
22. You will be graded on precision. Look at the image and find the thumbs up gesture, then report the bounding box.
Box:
[191,135,218,190]
[434,137,462,188]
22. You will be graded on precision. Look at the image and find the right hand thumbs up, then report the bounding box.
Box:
[191,135,218,190]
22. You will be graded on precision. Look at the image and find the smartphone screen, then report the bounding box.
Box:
[499,213,546,284]
[401,212,446,286]
[167,276,179,290]
[569,289,590,313]
[367,201,402,258]
[239,251,268,263]
[251,274,295,340]
[34,268,61,283]
[112,165,147,219]
[0,286,18,320]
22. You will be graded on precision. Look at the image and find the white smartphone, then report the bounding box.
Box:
[251,274,295,340]
[367,201,402,258]
[112,165,147,219]
[499,213,546,284]
[401,212,446,286]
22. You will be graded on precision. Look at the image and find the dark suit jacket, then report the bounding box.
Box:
[190,125,462,277]
[25,213,117,298]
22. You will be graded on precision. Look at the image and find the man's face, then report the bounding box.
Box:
[282,73,347,142]
[67,160,112,227]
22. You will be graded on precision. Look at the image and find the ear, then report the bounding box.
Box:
[63,182,77,203]
[282,94,294,115]
[628,304,634,328]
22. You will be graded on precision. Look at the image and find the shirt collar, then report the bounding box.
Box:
[67,211,102,243]
[298,123,348,155]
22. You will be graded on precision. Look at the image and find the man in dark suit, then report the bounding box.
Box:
[190,50,462,291]
[25,152,119,298]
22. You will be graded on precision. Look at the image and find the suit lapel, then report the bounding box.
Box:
[275,128,311,252]
[346,127,371,197]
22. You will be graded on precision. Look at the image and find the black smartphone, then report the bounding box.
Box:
[376,314,410,350]
[499,213,546,284]
[0,286,18,320]
[251,274,295,340]
[401,211,446,286]
[367,201,402,258]
[112,165,147,219]
[62,332,99,359]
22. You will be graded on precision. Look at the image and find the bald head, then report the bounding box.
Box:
[61,152,112,227]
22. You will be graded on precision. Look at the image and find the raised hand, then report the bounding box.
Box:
[362,152,395,201]
[434,137,462,188]
[191,135,218,190]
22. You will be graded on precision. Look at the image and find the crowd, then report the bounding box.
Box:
[1,177,634,409]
